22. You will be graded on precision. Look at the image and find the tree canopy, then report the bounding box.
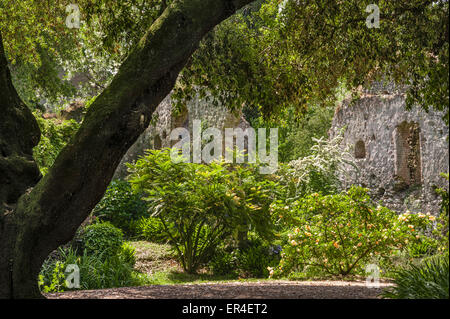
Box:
[1,0,447,122]
[176,0,448,122]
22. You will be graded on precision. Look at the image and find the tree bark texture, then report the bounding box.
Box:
[0,0,254,298]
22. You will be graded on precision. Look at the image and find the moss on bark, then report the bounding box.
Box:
[0,0,254,299]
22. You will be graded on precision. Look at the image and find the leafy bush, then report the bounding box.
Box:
[279,132,357,200]
[235,239,281,278]
[38,246,146,293]
[120,242,137,266]
[382,255,449,299]
[407,236,438,258]
[32,112,80,175]
[128,149,279,274]
[209,237,282,278]
[208,248,239,277]
[38,259,67,293]
[92,180,148,236]
[271,187,433,278]
[135,216,169,243]
[79,222,124,260]
[433,173,449,254]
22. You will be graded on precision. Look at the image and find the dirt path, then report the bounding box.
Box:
[45,280,392,299]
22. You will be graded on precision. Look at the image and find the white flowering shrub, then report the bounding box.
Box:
[280,131,357,199]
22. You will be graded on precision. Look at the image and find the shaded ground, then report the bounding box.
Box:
[46,280,392,299]
[45,242,393,299]
[131,241,181,275]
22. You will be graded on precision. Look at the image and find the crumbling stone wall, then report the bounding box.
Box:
[329,84,449,215]
[114,92,249,178]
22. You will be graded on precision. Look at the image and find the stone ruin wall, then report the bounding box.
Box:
[329,84,449,216]
[114,92,250,178]
[48,82,448,216]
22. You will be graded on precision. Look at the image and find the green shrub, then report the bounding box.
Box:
[433,173,449,254]
[92,180,148,236]
[271,187,433,278]
[38,246,146,293]
[407,236,438,258]
[209,238,282,278]
[136,216,169,243]
[208,248,238,277]
[120,242,137,266]
[235,240,281,278]
[382,255,449,299]
[32,112,80,175]
[79,222,124,260]
[128,149,279,274]
[38,259,67,293]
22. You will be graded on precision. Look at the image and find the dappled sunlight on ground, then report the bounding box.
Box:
[46,280,392,299]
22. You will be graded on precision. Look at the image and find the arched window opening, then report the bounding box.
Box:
[355,140,366,159]
[394,121,422,186]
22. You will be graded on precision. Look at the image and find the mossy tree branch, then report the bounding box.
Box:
[0,0,254,298]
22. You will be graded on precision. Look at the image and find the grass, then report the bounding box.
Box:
[145,270,242,285]
[127,241,390,286]
[127,241,274,285]
[131,241,175,262]
[128,240,448,297]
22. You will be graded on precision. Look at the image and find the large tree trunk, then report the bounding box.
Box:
[0,32,42,299]
[0,0,253,298]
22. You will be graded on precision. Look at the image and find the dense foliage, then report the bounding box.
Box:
[2,1,447,120]
[32,112,80,175]
[382,255,449,299]
[270,187,433,278]
[39,222,142,292]
[209,236,282,278]
[127,149,280,273]
[135,216,168,243]
[1,0,171,108]
[433,173,449,253]
[92,180,148,236]
[38,246,144,293]
[244,103,336,163]
[176,0,449,123]
[78,222,125,260]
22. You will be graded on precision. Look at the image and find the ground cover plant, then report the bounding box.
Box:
[39,222,146,292]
